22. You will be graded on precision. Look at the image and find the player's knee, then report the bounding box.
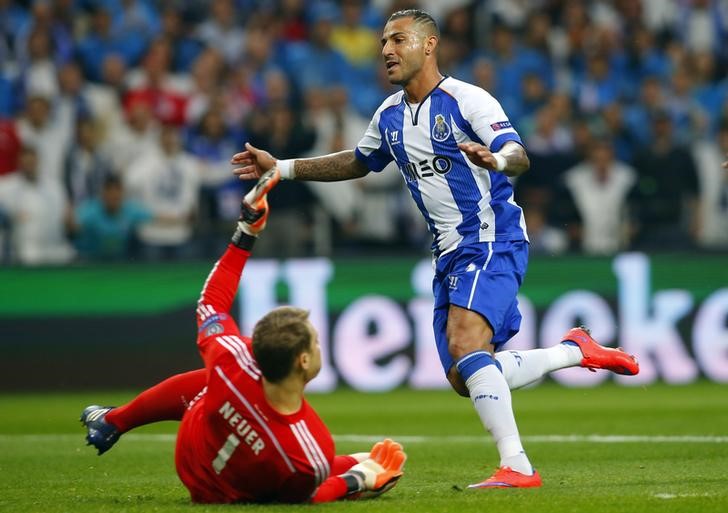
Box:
[446,367,470,397]
[446,309,493,360]
[446,330,483,360]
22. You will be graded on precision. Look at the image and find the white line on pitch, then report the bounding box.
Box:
[653,492,715,499]
[334,434,728,444]
[1,434,727,443]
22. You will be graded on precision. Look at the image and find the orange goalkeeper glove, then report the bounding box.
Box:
[232,167,280,249]
[239,166,280,236]
[343,439,406,499]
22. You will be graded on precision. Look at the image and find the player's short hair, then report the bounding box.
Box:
[252,306,313,383]
[388,8,440,38]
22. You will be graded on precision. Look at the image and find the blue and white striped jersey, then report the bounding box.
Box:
[355,76,529,257]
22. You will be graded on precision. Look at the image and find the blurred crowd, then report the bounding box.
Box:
[0,0,727,265]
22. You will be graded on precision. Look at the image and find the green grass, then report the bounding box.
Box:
[1,382,727,513]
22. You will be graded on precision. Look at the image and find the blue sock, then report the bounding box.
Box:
[456,350,497,382]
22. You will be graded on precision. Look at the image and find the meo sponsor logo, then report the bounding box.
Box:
[399,155,452,182]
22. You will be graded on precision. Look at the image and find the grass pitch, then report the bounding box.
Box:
[1,382,727,513]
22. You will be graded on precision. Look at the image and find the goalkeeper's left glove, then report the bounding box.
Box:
[341,439,407,499]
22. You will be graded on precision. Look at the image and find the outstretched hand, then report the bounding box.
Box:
[344,438,406,500]
[231,143,277,180]
[458,142,498,170]
[238,167,281,236]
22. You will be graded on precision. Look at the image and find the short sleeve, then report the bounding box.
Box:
[355,106,394,173]
[463,88,523,153]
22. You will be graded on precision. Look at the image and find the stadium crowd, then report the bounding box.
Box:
[0,0,727,264]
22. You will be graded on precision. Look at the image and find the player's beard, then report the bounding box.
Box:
[387,64,410,86]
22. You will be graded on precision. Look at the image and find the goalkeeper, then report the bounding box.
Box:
[80,168,406,503]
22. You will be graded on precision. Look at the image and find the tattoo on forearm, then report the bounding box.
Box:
[294,151,369,182]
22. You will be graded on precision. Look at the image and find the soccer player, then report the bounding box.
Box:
[230,9,639,488]
[80,168,406,503]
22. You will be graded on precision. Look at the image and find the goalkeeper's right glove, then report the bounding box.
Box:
[240,166,280,235]
[232,167,280,249]
[341,439,406,500]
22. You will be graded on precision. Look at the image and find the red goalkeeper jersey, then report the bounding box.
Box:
[174,245,335,503]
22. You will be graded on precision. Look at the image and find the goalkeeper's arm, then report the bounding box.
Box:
[311,439,406,503]
[195,167,278,333]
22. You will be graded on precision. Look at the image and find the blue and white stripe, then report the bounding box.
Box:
[356,76,528,257]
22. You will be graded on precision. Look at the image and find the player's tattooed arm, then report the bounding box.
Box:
[232,145,369,182]
[293,150,370,182]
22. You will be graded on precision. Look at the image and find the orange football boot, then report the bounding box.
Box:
[468,466,542,489]
[562,326,639,375]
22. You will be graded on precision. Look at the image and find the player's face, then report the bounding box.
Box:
[381,17,427,86]
[303,322,322,382]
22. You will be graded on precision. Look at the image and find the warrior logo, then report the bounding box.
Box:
[448,275,459,290]
[431,114,451,142]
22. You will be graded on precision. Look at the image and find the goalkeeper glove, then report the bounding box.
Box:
[232,167,280,249]
[342,439,406,499]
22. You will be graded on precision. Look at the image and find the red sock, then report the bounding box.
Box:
[106,369,207,433]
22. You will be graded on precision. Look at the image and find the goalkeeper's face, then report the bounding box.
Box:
[301,321,322,383]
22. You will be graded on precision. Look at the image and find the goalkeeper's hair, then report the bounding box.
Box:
[387,8,439,38]
[252,306,313,383]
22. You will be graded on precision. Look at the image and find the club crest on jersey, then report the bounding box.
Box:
[432,114,451,142]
